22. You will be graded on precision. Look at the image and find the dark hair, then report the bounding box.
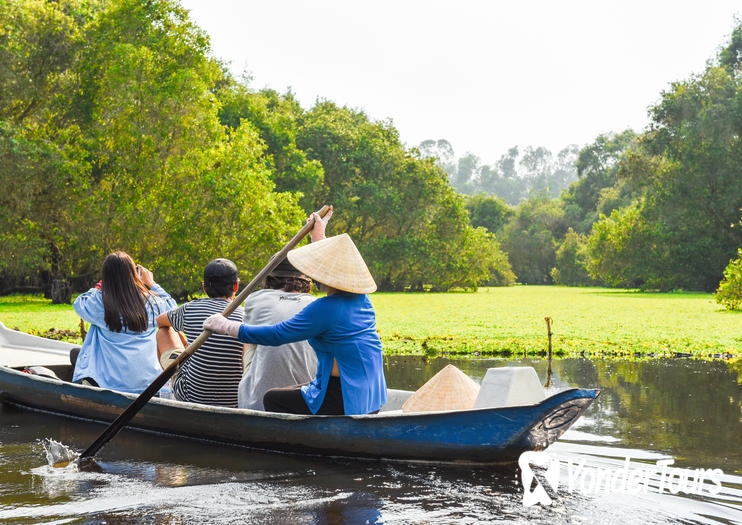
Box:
[203,258,239,298]
[265,275,312,293]
[101,251,154,333]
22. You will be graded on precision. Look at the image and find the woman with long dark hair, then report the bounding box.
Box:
[73,251,177,393]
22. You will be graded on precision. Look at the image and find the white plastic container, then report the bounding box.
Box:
[474,366,546,409]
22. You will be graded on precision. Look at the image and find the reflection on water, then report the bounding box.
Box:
[0,357,740,524]
[386,357,742,472]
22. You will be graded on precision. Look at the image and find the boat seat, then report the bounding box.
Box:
[474,367,545,409]
[380,389,414,411]
[23,366,61,380]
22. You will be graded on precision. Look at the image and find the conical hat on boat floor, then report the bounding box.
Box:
[402,364,480,413]
[287,233,377,294]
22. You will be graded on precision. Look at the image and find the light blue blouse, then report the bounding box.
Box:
[237,292,387,415]
[72,284,177,393]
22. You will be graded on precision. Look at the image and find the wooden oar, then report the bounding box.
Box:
[76,205,331,463]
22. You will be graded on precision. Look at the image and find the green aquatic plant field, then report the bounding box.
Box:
[1,287,739,358]
[370,286,740,358]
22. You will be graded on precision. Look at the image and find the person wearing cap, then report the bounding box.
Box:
[237,258,318,410]
[204,212,388,416]
[156,258,245,407]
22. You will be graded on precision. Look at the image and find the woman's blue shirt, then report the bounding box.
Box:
[72,284,177,393]
[237,292,387,415]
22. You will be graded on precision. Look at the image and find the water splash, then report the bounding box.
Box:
[41,438,79,468]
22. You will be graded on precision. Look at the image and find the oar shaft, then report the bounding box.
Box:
[78,205,330,460]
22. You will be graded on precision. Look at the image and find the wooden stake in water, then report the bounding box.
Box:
[544,316,553,388]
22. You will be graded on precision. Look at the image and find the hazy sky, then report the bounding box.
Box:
[181,0,740,164]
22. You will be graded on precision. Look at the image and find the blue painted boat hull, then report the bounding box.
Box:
[0,365,598,464]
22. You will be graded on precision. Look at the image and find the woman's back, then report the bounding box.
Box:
[72,252,177,394]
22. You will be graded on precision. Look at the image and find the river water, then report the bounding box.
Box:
[1,357,741,524]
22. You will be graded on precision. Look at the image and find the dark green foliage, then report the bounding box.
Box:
[291,102,514,291]
[719,21,742,71]
[560,130,637,234]
[0,0,304,299]
[586,30,742,291]
[565,24,742,292]
[464,194,512,233]
[551,229,595,286]
[715,248,742,310]
[500,197,567,284]
[217,85,324,211]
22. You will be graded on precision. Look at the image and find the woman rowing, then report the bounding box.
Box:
[204,213,387,415]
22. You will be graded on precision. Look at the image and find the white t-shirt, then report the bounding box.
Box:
[238,288,318,410]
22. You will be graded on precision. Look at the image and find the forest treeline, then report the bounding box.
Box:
[424,28,742,295]
[1,0,740,303]
[0,0,513,301]
[419,140,580,205]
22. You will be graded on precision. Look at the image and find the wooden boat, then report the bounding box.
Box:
[0,322,599,464]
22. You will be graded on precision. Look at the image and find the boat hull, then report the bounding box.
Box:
[0,365,598,464]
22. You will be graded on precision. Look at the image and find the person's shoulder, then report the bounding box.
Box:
[74,288,101,301]
[323,292,371,312]
[73,289,103,314]
[246,288,280,303]
[324,291,366,303]
[278,291,316,303]
[229,302,244,321]
[184,297,230,313]
[310,292,356,313]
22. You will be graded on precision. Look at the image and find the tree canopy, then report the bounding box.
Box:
[0,0,514,299]
[0,0,304,300]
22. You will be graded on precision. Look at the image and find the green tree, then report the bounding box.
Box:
[296,101,512,291]
[217,84,324,211]
[604,26,742,291]
[0,0,91,124]
[500,196,567,284]
[0,0,97,299]
[550,228,595,286]
[715,248,742,310]
[0,120,92,297]
[464,194,512,233]
[586,203,664,288]
[560,130,637,234]
[0,0,305,300]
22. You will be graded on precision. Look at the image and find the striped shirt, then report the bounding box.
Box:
[167,298,244,407]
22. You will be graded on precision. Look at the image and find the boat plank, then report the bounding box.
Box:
[0,346,71,367]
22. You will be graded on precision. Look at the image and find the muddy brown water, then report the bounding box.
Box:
[1,357,741,524]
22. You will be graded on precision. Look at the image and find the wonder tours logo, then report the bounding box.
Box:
[518,451,724,507]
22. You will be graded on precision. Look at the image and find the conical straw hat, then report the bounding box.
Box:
[402,364,481,413]
[287,233,377,294]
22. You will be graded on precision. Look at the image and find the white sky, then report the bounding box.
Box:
[181,0,741,165]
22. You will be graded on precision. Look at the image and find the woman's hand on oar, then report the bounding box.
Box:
[203,315,241,337]
[309,204,332,241]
